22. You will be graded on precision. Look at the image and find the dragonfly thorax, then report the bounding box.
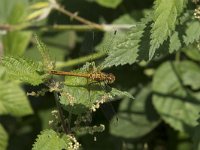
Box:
[89,72,115,84]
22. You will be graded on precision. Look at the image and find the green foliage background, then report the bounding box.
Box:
[0,0,200,149]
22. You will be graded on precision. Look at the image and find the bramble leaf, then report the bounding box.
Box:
[0,124,8,150]
[1,56,44,85]
[110,86,160,138]
[175,61,200,90]
[183,45,200,61]
[152,61,200,133]
[0,81,33,116]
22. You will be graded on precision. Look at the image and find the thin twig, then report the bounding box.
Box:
[0,24,12,31]
[53,91,70,134]
[54,5,104,31]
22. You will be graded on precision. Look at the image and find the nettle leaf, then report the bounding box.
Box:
[59,63,132,114]
[163,12,200,54]
[95,0,122,8]
[32,129,72,150]
[97,14,137,68]
[34,35,54,71]
[101,18,149,68]
[110,86,160,138]
[96,14,136,54]
[110,88,134,100]
[1,56,44,85]
[0,81,33,116]
[152,61,200,133]
[169,31,182,53]
[183,21,200,45]
[102,11,198,68]
[60,74,106,115]
[2,0,32,56]
[0,124,8,150]
[149,0,187,59]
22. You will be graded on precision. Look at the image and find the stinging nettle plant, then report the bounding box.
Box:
[1,0,200,149]
[1,35,133,150]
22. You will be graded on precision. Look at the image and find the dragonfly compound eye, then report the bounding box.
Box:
[107,73,115,84]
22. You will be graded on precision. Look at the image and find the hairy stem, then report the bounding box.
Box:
[53,91,70,134]
[27,24,102,31]
[0,24,133,32]
[56,51,107,68]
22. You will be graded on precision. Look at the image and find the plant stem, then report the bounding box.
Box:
[0,24,133,32]
[175,51,181,62]
[54,5,104,31]
[53,91,70,134]
[27,24,102,31]
[56,51,107,69]
[1,24,99,32]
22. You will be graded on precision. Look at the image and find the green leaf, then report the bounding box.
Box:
[183,21,200,45]
[95,0,122,8]
[59,62,131,114]
[32,129,75,150]
[175,61,200,90]
[193,116,200,150]
[34,35,54,71]
[152,61,200,133]
[110,86,160,138]
[0,0,28,23]
[183,45,200,61]
[0,81,33,116]
[0,124,8,150]
[60,73,107,115]
[110,88,134,100]
[1,0,32,56]
[0,66,6,79]
[96,14,136,55]
[149,0,187,59]
[101,18,149,68]
[1,56,44,85]
[169,31,182,53]
[3,31,32,56]
[25,31,75,62]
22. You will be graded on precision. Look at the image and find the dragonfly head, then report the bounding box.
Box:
[106,73,115,84]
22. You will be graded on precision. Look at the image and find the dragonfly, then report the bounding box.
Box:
[49,63,118,128]
[34,34,118,134]
[49,69,115,84]
[48,31,118,120]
